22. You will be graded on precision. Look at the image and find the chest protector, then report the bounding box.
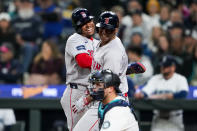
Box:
[98,99,137,129]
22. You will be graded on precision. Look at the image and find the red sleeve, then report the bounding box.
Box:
[75,53,92,69]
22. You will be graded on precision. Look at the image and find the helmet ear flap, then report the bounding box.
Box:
[72,21,82,34]
[76,27,82,34]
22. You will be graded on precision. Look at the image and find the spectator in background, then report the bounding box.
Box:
[135,55,189,131]
[12,0,43,73]
[34,0,63,40]
[148,26,165,53]
[122,0,151,27]
[159,4,171,31]
[146,0,160,22]
[184,0,197,40]
[168,23,193,79]
[122,0,160,44]
[183,29,196,55]
[127,45,153,86]
[176,0,190,19]
[128,27,153,58]
[0,12,19,58]
[8,0,21,19]
[153,35,170,74]
[0,43,22,84]
[160,0,181,8]
[26,40,64,85]
[168,23,184,55]
[123,9,158,45]
[111,5,125,41]
[170,10,183,24]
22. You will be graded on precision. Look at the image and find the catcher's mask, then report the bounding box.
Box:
[88,69,121,101]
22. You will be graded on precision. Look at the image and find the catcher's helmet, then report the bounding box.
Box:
[89,69,121,93]
[72,8,94,33]
[96,11,119,30]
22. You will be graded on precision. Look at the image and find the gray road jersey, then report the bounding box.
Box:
[91,37,128,93]
[65,33,98,85]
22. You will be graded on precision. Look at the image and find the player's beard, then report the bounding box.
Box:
[99,29,116,46]
[163,72,171,79]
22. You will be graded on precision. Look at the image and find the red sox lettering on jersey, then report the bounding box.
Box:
[91,36,128,94]
[87,50,94,57]
[92,57,102,70]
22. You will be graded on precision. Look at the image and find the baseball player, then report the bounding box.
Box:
[89,69,139,131]
[73,11,131,131]
[60,8,99,131]
[92,11,129,95]
[135,55,189,131]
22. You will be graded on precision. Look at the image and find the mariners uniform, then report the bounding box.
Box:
[60,32,98,130]
[142,73,189,131]
[98,96,139,131]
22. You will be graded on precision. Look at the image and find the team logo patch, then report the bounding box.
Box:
[105,18,109,24]
[102,121,110,129]
[76,45,86,50]
[80,12,87,18]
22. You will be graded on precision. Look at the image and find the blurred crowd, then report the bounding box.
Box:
[0,0,196,87]
[0,0,197,130]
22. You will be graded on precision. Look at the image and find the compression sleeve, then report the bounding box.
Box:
[75,53,92,69]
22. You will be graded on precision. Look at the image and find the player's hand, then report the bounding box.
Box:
[126,62,146,75]
[134,92,144,99]
[72,95,93,113]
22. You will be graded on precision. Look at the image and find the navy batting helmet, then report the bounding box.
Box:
[72,8,94,33]
[96,11,119,30]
